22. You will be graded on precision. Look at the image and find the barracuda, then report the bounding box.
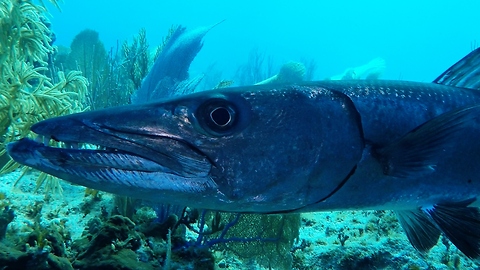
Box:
[7,48,480,258]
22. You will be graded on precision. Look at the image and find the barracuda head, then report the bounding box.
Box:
[7,85,364,212]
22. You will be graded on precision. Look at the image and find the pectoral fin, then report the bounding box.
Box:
[376,104,480,178]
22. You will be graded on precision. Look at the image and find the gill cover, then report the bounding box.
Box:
[183,85,365,211]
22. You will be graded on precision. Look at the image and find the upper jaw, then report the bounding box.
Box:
[8,106,213,178]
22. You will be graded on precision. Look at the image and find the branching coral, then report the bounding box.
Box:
[180,210,300,270]
[0,0,88,193]
[121,27,149,91]
[65,29,107,96]
[61,27,156,110]
[234,47,275,86]
[214,212,300,270]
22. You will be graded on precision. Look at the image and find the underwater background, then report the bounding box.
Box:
[1,0,480,269]
[49,0,480,82]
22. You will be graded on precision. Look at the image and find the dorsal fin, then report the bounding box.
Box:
[433,47,480,90]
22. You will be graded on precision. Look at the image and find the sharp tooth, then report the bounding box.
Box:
[34,135,52,146]
[63,142,79,149]
[34,135,50,146]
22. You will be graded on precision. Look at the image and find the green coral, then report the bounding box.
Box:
[65,29,107,101]
[0,0,88,192]
[121,27,150,92]
[59,27,154,110]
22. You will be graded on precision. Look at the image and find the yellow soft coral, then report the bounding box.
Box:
[0,0,88,194]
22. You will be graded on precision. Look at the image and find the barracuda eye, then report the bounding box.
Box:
[210,107,232,127]
[197,99,237,135]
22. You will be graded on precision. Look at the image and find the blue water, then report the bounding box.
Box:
[48,0,480,84]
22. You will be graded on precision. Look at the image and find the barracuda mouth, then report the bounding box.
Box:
[6,119,217,194]
[8,137,180,174]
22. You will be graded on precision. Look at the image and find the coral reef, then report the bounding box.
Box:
[121,28,150,92]
[56,28,127,110]
[234,47,275,86]
[0,206,14,239]
[328,57,386,80]
[0,0,88,151]
[213,212,301,270]
[58,26,175,110]
[0,190,73,269]
[0,1,87,184]
[0,0,88,192]
[235,48,316,86]
[255,61,306,85]
[72,215,155,269]
[300,57,317,81]
[0,169,479,269]
[65,29,107,104]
